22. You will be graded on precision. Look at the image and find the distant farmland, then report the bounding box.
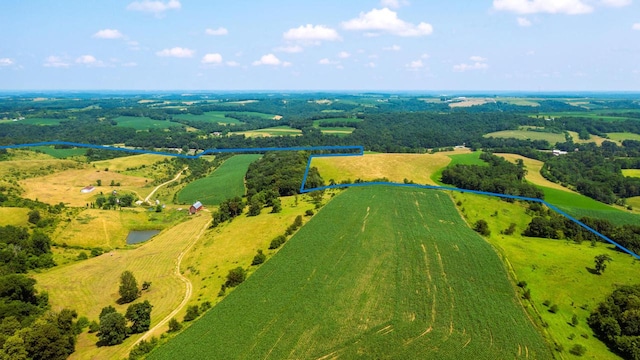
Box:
[149,187,551,359]
[177,154,261,206]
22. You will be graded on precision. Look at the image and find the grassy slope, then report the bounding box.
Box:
[34,214,211,360]
[430,151,486,185]
[149,187,551,360]
[608,132,640,141]
[32,146,87,159]
[114,116,180,130]
[453,192,640,360]
[484,130,568,144]
[177,154,261,206]
[0,207,30,226]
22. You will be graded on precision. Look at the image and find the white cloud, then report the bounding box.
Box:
[601,0,632,7]
[253,53,290,66]
[43,56,70,68]
[283,24,341,42]
[205,27,228,36]
[633,23,640,30]
[453,62,489,72]
[201,53,223,64]
[517,17,532,26]
[338,51,351,58]
[383,44,401,51]
[380,0,410,8]
[421,53,430,59]
[93,29,124,39]
[122,62,138,67]
[226,61,240,67]
[318,58,340,65]
[156,47,194,58]
[365,62,376,68]
[274,45,304,53]
[342,8,433,37]
[492,0,593,14]
[76,55,98,65]
[0,58,14,66]
[127,0,181,14]
[406,59,424,69]
[470,55,487,62]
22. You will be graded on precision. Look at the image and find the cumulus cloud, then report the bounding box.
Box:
[421,53,430,59]
[43,56,70,68]
[453,62,489,72]
[517,17,532,26]
[633,23,640,30]
[0,58,14,66]
[156,47,194,58]
[318,58,340,65]
[274,45,304,53]
[365,62,376,68]
[201,53,223,64]
[380,0,410,8]
[342,8,433,36]
[127,0,181,14]
[252,53,291,66]
[470,55,487,62]
[226,61,240,67]
[283,24,341,42]
[492,0,593,14]
[338,51,351,58]
[383,44,401,51]
[93,29,124,39]
[601,0,632,7]
[76,55,98,65]
[406,59,424,69]
[205,27,228,36]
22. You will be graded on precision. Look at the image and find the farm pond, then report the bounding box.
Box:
[126,230,161,245]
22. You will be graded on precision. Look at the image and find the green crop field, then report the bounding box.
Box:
[174,111,243,124]
[453,192,640,359]
[114,116,181,130]
[149,187,551,360]
[177,154,261,205]
[532,112,636,122]
[430,151,486,184]
[32,145,86,158]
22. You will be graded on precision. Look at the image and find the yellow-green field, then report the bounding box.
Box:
[34,214,211,360]
[19,168,152,206]
[607,132,640,142]
[92,154,168,172]
[453,193,640,360]
[0,158,84,179]
[626,196,640,209]
[496,153,577,192]
[0,207,30,226]
[484,130,568,144]
[231,126,302,137]
[622,169,640,178]
[311,151,467,185]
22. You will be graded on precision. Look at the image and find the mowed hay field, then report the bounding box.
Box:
[312,152,456,185]
[178,154,261,205]
[34,214,211,360]
[149,187,551,360]
[92,153,168,172]
[19,168,151,206]
[0,207,30,226]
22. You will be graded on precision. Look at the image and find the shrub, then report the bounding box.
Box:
[183,305,200,322]
[200,301,212,313]
[473,219,491,236]
[569,344,586,356]
[167,318,182,333]
[542,300,551,307]
[305,209,314,216]
[77,252,88,260]
[516,280,527,288]
[549,304,559,313]
[225,267,246,287]
[251,250,266,266]
[269,235,286,249]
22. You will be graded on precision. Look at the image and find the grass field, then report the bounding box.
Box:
[174,111,243,125]
[92,154,168,172]
[533,112,636,122]
[312,117,363,127]
[430,150,485,184]
[312,152,454,185]
[0,158,84,180]
[496,97,541,106]
[607,132,640,142]
[149,187,551,359]
[319,127,355,136]
[0,117,63,125]
[497,153,576,192]
[32,146,87,158]
[34,214,211,360]
[0,207,30,227]
[177,154,261,205]
[484,130,568,144]
[454,192,640,359]
[19,168,152,206]
[114,116,181,130]
[231,126,302,137]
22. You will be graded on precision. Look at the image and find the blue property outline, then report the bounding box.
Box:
[2,141,639,260]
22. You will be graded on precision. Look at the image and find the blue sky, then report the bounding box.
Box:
[0,0,639,91]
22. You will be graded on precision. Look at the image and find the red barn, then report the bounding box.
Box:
[189,201,203,214]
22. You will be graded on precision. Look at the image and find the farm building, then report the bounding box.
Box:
[189,201,204,214]
[80,185,95,194]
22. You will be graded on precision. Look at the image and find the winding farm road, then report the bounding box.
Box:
[130,215,212,349]
[144,167,187,204]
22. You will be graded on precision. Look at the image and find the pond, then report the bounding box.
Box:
[126,230,161,245]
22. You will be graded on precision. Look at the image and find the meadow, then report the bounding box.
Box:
[177,154,261,205]
[430,150,485,184]
[607,132,640,142]
[173,111,243,125]
[113,116,181,130]
[454,192,640,359]
[34,213,212,360]
[0,207,30,226]
[231,126,302,137]
[149,187,551,359]
[32,145,87,158]
[484,129,568,144]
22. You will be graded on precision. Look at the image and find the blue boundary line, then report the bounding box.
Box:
[2,141,638,260]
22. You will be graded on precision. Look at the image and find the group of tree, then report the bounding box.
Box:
[441,153,544,199]
[211,196,245,227]
[0,225,55,274]
[94,193,137,209]
[588,284,640,359]
[96,301,152,346]
[245,151,324,197]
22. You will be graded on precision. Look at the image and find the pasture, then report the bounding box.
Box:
[177,154,261,205]
[19,168,152,206]
[0,207,30,227]
[34,214,212,360]
[0,158,84,180]
[311,152,453,185]
[454,192,640,359]
[149,187,551,360]
[497,153,576,192]
[319,127,355,136]
[231,126,302,137]
[32,146,87,159]
[113,116,181,130]
[484,129,567,144]
[430,150,484,184]
[92,154,168,172]
[174,111,243,125]
[607,132,640,142]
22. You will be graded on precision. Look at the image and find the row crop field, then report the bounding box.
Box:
[177,154,261,206]
[149,186,551,359]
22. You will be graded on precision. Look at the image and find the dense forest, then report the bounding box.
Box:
[245,152,324,196]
